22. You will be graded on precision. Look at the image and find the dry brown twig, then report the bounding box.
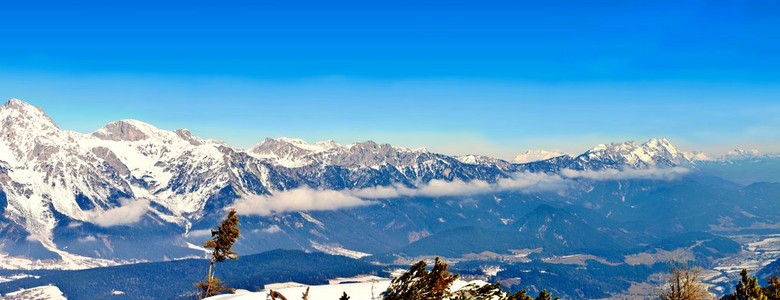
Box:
[269,290,289,300]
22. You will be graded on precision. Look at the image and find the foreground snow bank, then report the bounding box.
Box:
[207,279,391,300]
[2,285,67,300]
[207,278,490,300]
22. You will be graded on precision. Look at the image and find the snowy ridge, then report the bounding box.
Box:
[249,137,342,168]
[683,151,713,161]
[0,99,516,262]
[720,148,780,161]
[0,242,122,270]
[251,138,437,169]
[574,138,692,170]
[0,100,263,249]
[683,149,780,162]
[513,150,567,163]
[0,100,134,240]
[309,241,371,259]
[516,138,696,173]
[726,148,763,159]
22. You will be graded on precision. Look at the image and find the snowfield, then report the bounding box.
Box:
[1,285,66,300]
[206,277,492,300]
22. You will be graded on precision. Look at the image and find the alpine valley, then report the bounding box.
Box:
[2,98,780,299]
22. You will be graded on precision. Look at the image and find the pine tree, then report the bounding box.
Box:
[732,269,767,300]
[196,209,241,299]
[535,289,558,300]
[506,290,533,300]
[385,257,557,300]
[763,275,780,300]
[452,283,505,300]
[383,257,458,300]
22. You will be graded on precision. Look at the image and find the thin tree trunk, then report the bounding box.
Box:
[204,257,215,298]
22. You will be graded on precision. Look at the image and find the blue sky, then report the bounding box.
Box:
[1,1,779,158]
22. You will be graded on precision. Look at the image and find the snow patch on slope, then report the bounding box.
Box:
[310,241,371,259]
[1,285,67,300]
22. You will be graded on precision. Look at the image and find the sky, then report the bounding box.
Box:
[1,0,779,159]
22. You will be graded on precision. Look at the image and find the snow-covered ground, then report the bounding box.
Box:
[309,241,371,259]
[702,234,780,294]
[206,277,491,300]
[1,285,66,300]
[0,274,39,284]
[0,250,122,271]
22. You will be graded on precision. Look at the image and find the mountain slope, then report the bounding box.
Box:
[0,98,729,264]
[519,138,693,172]
[0,99,522,260]
[395,204,625,258]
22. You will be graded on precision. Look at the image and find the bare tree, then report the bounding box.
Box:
[658,260,713,300]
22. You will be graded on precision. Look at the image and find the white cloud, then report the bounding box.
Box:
[67,222,83,228]
[350,185,408,199]
[77,235,98,242]
[262,225,283,234]
[250,225,283,234]
[232,168,689,216]
[560,167,691,181]
[495,172,571,193]
[352,172,570,199]
[234,187,375,216]
[188,229,213,238]
[415,179,493,197]
[85,198,151,227]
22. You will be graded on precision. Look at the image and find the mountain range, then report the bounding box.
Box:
[1,98,778,271]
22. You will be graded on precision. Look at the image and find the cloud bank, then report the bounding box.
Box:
[234,168,690,216]
[85,198,151,227]
[351,171,572,199]
[234,187,375,216]
[188,229,213,238]
[560,166,691,181]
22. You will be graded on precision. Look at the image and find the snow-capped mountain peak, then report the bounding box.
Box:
[289,138,342,152]
[683,151,714,161]
[513,150,567,163]
[0,99,716,265]
[684,149,777,162]
[249,137,343,167]
[642,138,680,157]
[91,119,186,143]
[93,119,154,141]
[250,138,437,168]
[253,137,342,153]
[725,148,763,159]
[577,138,692,170]
[1,98,59,132]
[4,98,46,114]
[456,154,514,168]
